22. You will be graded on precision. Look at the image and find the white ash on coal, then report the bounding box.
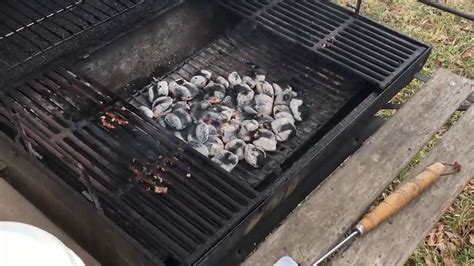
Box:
[139,70,309,172]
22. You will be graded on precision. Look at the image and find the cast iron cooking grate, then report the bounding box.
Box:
[218,0,429,89]
[0,67,258,265]
[129,22,367,187]
[0,0,183,86]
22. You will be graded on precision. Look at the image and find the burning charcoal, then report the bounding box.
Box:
[151,96,173,117]
[222,95,236,108]
[242,119,259,131]
[271,117,297,142]
[212,150,239,172]
[199,69,212,80]
[190,101,210,122]
[221,119,240,143]
[244,144,267,168]
[217,105,237,121]
[225,139,246,160]
[203,109,225,124]
[239,119,259,141]
[233,83,251,94]
[274,86,297,105]
[241,104,258,116]
[274,104,295,123]
[237,89,255,108]
[253,129,277,152]
[165,109,192,130]
[146,78,167,102]
[172,101,190,112]
[204,105,238,124]
[255,74,266,82]
[195,122,210,143]
[258,115,275,129]
[158,117,167,128]
[274,111,295,124]
[148,80,169,102]
[139,106,154,118]
[190,75,208,89]
[273,104,291,115]
[255,81,274,98]
[157,81,169,96]
[163,112,184,130]
[189,141,209,157]
[183,81,200,99]
[255,94,273,116]
[242,75,256,89]
[228,71,242,87]
[168,80,178,96]
[186,125,199,142]
[290,98,310,122]
[216,76,230,88]
[272,83,283,96]
[203,83,226,104]
[206,136,224,157]
[139,69,307,171]
[173,84,193,101]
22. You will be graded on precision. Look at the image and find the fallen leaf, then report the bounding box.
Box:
[427,232,437,247]
[424,256,435,266]
[445,231,462,248]
[470,234,474,245]
[442,253,457,266]
[462,49,472,58]
[467,178,474,193]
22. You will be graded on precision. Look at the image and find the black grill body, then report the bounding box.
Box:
[0,1,430,265]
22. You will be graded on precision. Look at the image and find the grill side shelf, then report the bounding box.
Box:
[218,0,429,89]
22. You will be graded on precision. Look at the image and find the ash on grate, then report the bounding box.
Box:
[138,70,309,172]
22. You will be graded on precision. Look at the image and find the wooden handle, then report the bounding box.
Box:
[356,162,446,234]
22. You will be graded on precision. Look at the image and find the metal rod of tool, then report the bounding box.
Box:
[313,230,360,265]
[309,162,454,265]
[354,0,362,18]
[418,0,474,21]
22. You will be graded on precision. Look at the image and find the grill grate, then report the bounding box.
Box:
[0,68,258,264]
[0,0,143,66]
[0,0,183,87]
[130,22,366,186]
[218,0,429,89]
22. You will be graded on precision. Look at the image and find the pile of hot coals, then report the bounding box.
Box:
[139,70,309,172]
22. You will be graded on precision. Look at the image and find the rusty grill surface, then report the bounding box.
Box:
[130,23,367,187]
[0,67,258,264]
[218,0,428,89]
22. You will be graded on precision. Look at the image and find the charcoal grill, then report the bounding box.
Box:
[0,1,430,265]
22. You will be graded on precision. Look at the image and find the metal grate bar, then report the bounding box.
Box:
[0,0,182,84]
[0,0,82,40]
[2,67,258,263]
[218,0,429,89]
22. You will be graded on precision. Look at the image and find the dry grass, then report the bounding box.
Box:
[337,0,473,264]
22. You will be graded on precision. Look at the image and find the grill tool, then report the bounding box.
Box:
[275,162,461,266]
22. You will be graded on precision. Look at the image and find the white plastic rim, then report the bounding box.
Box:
[0,221,85,266]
